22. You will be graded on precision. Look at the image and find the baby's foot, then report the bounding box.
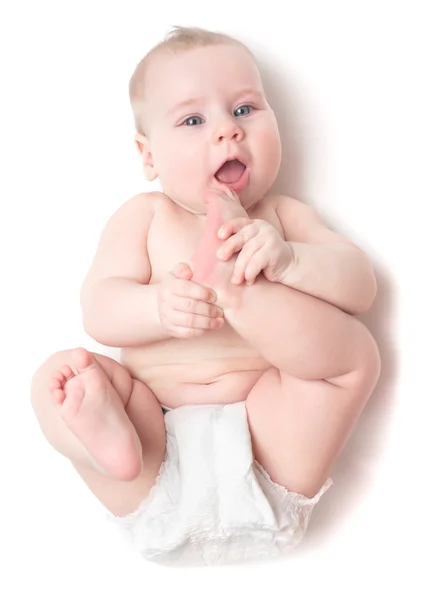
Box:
[48,348,142,481]
[191,188,248,308]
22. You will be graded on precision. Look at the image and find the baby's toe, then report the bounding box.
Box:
[52,388,66,405]
[49,365,74,387]
[48,372,63,390]
[59,364,74,379]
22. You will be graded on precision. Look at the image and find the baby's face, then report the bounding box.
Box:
[140,44,282,212]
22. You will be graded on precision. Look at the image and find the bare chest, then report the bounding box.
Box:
[147,198,283,283]
[122,196,283,403]
[147,213,203,283]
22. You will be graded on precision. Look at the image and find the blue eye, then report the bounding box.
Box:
[234,105,251,117]
[182,116,203,126]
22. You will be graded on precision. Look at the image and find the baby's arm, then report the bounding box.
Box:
[80,193,169,347]
[275,196,377,315]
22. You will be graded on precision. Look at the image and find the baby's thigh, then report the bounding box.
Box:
[246,366,372,499]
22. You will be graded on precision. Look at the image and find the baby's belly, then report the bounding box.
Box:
[121,329,271,408]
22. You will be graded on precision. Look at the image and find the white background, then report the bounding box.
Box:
[1,1,432,598]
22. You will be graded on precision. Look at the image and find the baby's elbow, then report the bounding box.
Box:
[81,316,115,347]
[80,294,93,333]
[81,312,100,342]
[80,294,103,342]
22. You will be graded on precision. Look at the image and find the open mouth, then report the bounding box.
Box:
[214,159,246,185]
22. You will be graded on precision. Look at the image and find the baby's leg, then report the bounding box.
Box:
[31,348,166,516]
[192,191,381,498]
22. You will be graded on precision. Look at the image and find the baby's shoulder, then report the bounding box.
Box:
[107,191,169,225]
[264,193,305,211]
[253,193,304,222]
[117,190,165,213]
[97,191,168,241]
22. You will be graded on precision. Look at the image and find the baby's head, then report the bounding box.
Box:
[129,26,281,212]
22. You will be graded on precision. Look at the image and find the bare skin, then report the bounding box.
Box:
[31,42,380,518]
[48,348,143,481]
[190,191,380,496]
[44,190,244,484]
[31,189,380,515]
[32,347,166,516]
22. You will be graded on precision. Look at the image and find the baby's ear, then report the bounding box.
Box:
[134,133,158,181]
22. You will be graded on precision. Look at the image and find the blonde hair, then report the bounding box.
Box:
[129,26,252,133]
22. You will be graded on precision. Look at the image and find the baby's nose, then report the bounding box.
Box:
[212,119,244,144]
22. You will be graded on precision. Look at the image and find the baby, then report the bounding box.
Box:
[31,26,381,566]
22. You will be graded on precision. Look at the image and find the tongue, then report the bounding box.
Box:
[215,160,245,183]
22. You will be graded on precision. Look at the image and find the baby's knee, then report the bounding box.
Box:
[357,323,381,376]
[347,323,381,394]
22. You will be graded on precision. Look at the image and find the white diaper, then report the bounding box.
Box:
[111,402,332,567]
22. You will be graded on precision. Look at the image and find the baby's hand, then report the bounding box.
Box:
[217,219,294,285]
[158,263,224,338]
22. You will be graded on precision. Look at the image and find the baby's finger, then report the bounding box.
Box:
[173,278,217,303]
[216,232,245,261]
[243,257,264,285]
[170,309,224,331]
[217,223,258,261]
[171,295,224,318]
[171,262,193,280]
[218,217,252,240]
[231,238,265,284]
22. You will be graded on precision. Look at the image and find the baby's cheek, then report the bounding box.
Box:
[160,147,186,181]
[161,150,200,203]
[258,126,281,173]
